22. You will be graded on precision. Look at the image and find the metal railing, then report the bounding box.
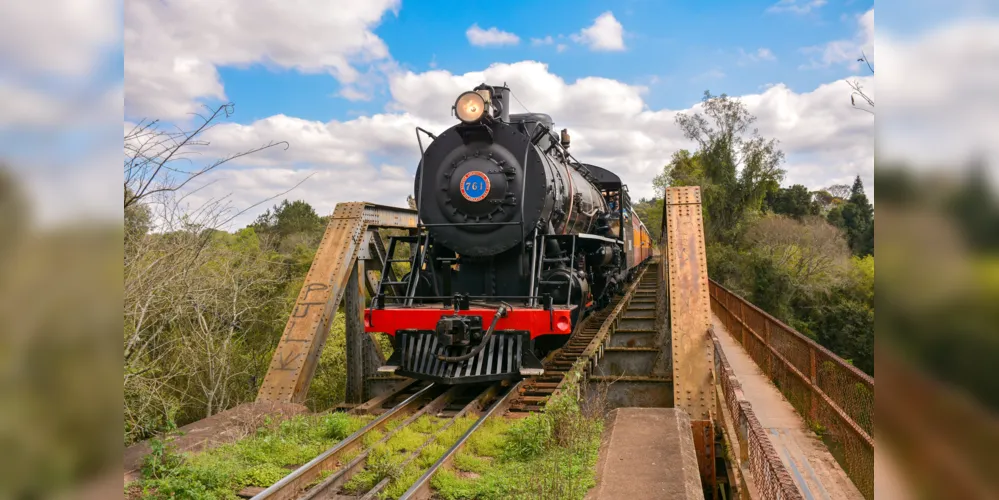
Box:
[714,332,803,500]
[709,280,874,500]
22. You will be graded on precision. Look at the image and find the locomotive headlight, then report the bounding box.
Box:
[454,91,487,123]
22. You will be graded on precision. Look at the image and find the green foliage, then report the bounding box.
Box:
[142,438,184,480]
[252,199,324,240]
[632,197,663,241]
[502,414,553,462]
[135,413,371,499]
[432,385,603,500]
[305,312,348,412]
[650,92,874,376]
[125,196,371,445]
[765,184,821,219]
[453,452,490,474]
[124,187,152,240]
[466,418,512,458]
[945,163,999,250]
[323,412,362,441]
[827,176,874,257]
[656,91,786,244]
[799,257,875,373]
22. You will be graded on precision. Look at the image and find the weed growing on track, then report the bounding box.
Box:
[341,414,477,498]
[431,381,605,500]
[132,412,371,499]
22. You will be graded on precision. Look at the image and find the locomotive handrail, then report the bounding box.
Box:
[413,127,437,225]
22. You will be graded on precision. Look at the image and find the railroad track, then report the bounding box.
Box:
[507,261,655,414]
[250,260,657,499]
[251,380,516,500]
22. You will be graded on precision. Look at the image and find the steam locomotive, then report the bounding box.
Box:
[364,83,652,384]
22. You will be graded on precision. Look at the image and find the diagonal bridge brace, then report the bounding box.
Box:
[256,202,418,404]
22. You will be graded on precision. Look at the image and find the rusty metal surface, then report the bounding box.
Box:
[710,281,873,499]
[609,330,656,348]
[595,347,658,376]
[691,419,716,496]
[663,186,715,422]
[555,264,650,396]
[345,262,365,404]
[586,377,674,410]
[257,203,417,403]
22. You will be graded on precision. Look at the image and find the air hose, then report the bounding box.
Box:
[436,303,511,362]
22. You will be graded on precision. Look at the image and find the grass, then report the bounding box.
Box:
[132,412,372,499]
[341,414,476,499]
[133,381,608,500]
[429,385,605,500]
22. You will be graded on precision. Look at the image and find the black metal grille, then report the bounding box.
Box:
[396,331,527,384]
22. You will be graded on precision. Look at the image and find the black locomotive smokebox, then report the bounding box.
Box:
[443,153,511,223]
[415,121,549,257]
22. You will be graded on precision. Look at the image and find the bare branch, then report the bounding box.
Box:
[124,102,289,210]
[847,52,875,114]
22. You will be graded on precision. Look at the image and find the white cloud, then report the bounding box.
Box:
[0,82,71,128]
[179,60,874,227]
[571,12,626,52]
[801,8,874,70]
[0,0,119,78]
[877,16,999,181]
[531,36,554,46]
[466,24,520,47]
[0,0,123,225]
[557,44,569,53]
[738,47,777,65]
[124,0,400,120]
[767,0,827,14]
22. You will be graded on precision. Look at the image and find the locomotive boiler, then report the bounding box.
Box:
[364,83,652,384]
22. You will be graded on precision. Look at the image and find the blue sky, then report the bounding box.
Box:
[8,0,999,228]
[188,0,874,126]
[116,0,879,228]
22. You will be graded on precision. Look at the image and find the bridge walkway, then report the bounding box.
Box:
[711,313,864,500]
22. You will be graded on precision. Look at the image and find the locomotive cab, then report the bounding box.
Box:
[364,83,651,385]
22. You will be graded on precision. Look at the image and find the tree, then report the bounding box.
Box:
[840,176,874,256]
[765,184,821,219]
[253,200,323,237]
[813,183,850,213]
[827,184,852,201]
[654,150,704,194]
[742,214,851,295]
[123,105,302,444]
[805,256,874,374]
[946,160,999,250]
[632,197,664,241]
[668,91,786,243]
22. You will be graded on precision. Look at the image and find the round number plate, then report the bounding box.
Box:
[459,171,490,202]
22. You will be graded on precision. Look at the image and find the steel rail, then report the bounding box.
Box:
[297,385,465,500]
[349,379,419,415]
[398,381,522,500]
[251,383,438,500]
[359,383,503,499]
